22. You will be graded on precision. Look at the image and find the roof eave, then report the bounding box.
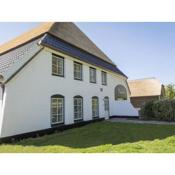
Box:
[130,94,161,98]
[41,34,127,78]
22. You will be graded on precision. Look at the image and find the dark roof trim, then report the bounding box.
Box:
[41,34,127,78]
[130,95,161,98]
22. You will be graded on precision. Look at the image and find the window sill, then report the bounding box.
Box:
[74,78,83,81]
[51,122,64,128]
[52,73,64,77]
[74,119,83,123]
[92,116,99,119]
[115,99,127,101]
[90,80,97,84]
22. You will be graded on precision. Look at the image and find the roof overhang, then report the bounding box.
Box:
[41,34,128,78]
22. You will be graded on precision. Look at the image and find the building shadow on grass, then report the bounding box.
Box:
[14,121,175,148]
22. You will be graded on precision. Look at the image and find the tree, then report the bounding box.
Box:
[165,84,175,99]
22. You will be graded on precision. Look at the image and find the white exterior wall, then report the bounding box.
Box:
[110,101,138,117]
[0,86,3,136]
[0,48,138,138]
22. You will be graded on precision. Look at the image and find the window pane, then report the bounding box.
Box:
[52,57,57,66]
[57,115,63,122]
[92,98,99,118]
[104,97,109,111]
[52,55,64,76]
[51,97,64,124]
[74,106,78,112]
[58,59,63,75]
[115,85,127,100]
[52,64,58,74]
[74,63,82,80]
[102,72,107,85]
[74,97,83,120]
[52,115,57,123]
[58,107,62,115]
[90,68,96,83]
[52,107,58,114]
[52,98,58,104]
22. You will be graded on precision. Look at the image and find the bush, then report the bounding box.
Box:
[140,100,154,120]
[140,99,175,121]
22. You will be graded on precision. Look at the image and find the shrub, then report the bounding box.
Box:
[140,99,175,121]
[140,100,154,120]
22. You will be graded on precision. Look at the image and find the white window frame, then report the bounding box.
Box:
[115,85,127,100]
[74,62,82,80]
[52,54,64,76]
[101,71,107,85]
[51,96,64,124]
[89,67,96,83]
[74,97,83,120]
[92,97,99,118]
[104,97,109,111]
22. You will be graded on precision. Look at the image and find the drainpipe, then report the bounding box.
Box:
[0,75,5,101]
[1,83,5,101]
[0,79,4,138]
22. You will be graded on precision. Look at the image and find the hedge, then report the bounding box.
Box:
[140,99,175,121]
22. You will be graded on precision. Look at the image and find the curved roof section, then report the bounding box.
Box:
[128,78,163,97]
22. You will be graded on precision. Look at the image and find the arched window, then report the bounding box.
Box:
[51,94,64,125]
[115,85,127,100]
[74,96,83,121]
[92,96,99,118]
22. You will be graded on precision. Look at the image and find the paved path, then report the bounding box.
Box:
[109,118,175,125]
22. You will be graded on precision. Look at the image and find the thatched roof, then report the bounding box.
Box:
[0,22,115,65]
[128,78,164,97]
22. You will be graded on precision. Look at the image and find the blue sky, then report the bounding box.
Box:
[0,22,174,85]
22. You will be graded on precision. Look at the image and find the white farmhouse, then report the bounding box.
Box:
[0,22,138,139]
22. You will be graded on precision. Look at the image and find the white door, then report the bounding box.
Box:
[104,97,110,119]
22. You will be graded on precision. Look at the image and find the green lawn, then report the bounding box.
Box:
[1,121,175,153]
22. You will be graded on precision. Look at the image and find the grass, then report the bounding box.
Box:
[1,121,175,153]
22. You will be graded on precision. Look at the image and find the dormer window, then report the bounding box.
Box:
[52,54,64,77]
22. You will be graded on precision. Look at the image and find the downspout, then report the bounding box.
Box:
[1,83,5,101]
[0,74,5,101]
[0,81,5,138]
